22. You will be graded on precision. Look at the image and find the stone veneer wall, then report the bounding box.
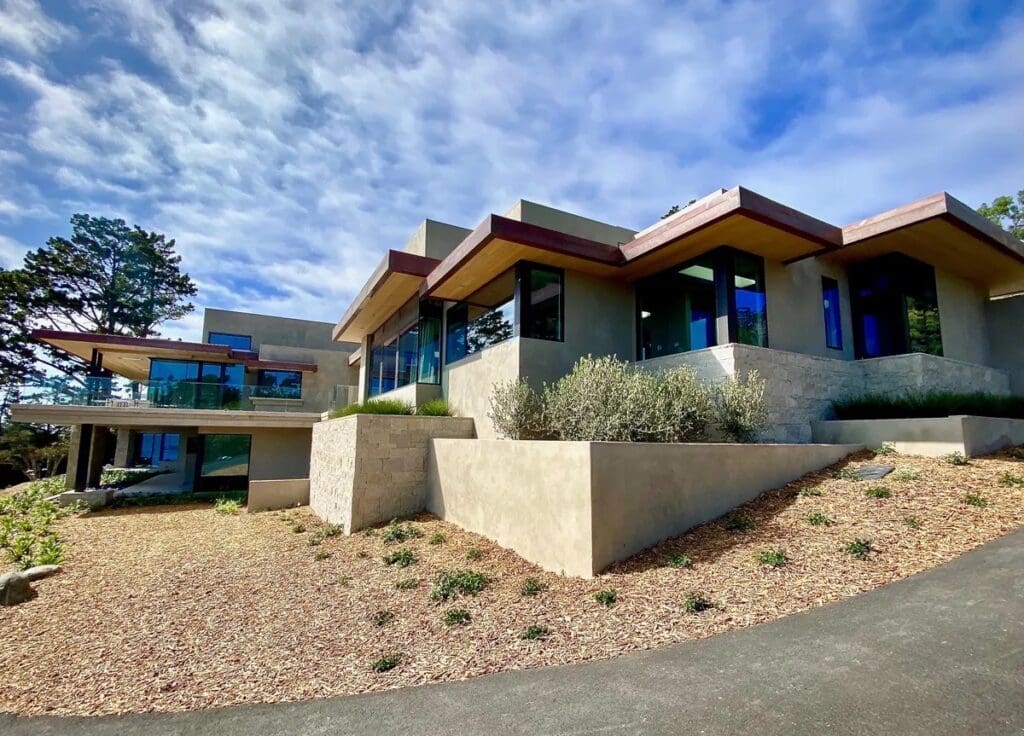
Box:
[640,345,1011,443]
[309,414,476,533]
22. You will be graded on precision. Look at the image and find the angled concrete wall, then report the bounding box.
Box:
[248,478,310,512]
[813,415,1024,457]
[427,439,859,577]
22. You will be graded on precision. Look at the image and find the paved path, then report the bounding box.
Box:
[6,529,1023,736]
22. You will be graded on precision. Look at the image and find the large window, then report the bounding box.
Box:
[198,434,251,492]
[850,254,942,359]
[637,248,767,361]
[367,338,398,397]
[417,300,443,384]
[134,432,180,465]
[257,369,302,398]
[148,359,244,409]
[520,263,564,341]
[397,324,419,387]
[822,277,843,350]
[446,269,516,364]
[207,332,252,351]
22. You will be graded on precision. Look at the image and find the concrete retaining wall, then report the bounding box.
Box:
[813,415,1024,457]
[309,414,476,532]
[427,439,859,577]
[247,478,309,512]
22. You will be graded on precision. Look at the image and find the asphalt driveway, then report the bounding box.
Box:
[5,528,1023,736]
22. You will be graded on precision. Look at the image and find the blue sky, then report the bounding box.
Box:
[1,0,1023,340]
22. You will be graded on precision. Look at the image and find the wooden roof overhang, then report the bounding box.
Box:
[331,250,440,343]
[32,330,317,381]
[832,192,1024,298]
[420,215,625,302]
[617,187,844,280]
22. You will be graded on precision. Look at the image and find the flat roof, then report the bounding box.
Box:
[33,330,318,381]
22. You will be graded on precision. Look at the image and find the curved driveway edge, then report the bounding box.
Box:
[6,528,1023,736]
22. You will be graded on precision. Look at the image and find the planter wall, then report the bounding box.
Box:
[309,414,476,532]
[426,439,860,577]
[812,415,1024,457]
[248,478,309,512]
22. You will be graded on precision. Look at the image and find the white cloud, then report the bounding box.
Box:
[0,0,1022,340]
[0,0,75,57]
[0,233,29,267]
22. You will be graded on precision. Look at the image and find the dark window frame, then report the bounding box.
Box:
[195,433,252,493]
[256,368,302,398]
[207,332,253,351]
[515,261,565,343]
[821,276,843,351]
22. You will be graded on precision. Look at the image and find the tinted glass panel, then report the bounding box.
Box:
[445,303,469,365]
[397,325,418,388]
[148,359,198,407]
[522,265,563,341]
[417,300,442,384]
[200,434,251,477]
[850,254,942,359]
[258,369,302,398]
[637,253,717,360]
[445,269,515,363]
[733,251,767,347]
[207,332,252,351]
[822,277,843,350]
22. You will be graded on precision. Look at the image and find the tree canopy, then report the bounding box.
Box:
[978,190,1024,240]
[4,214,197,378]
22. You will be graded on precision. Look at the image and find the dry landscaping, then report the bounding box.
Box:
[2,447,1023,716]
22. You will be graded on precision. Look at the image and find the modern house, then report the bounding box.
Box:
[334,187,1024,441]
[11,309,359,493]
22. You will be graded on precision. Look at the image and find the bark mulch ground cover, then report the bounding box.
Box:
[2,448,1023,716]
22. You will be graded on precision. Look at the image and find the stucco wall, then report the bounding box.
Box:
[372,381,442,408]
[427,439,859,576]
[257,344,359,413]
[203,308,356,353]
[812,415,1024,457]
[504,200,635,246]
[444,339,521,439]
[764,257,855,360]
[986,294,1024,395]
[935,270,990,366]
[246,428,313,481]
[309,414,476,532]
[247,478,309,512]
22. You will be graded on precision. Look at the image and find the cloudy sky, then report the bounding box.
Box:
[1,0,1022,340]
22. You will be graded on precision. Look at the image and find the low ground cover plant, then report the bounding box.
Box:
[383,548,417,567]
[964,493,989,508]
[522,624,549,640]
[488,357,768,443]
[371,654,401,673]
[806,511,833,527]
[381,518,422,544]
[0,478,75,569]
[430,570,488,601]
[845,538,874,560]
[892,468,921,482]
[865,486,892,499]
[395,577,419,590]
[723,513,754,532]
[371,610,395,627]
[904,516,922,529]
[520,577,548,596]
[444,608,471,626]
[758,548,788,568]
[330,399,413,419]
[593,588,618,607]
[999,472,1024,487]
[683,591,715,613]
[214,497,241,515]
[833,391,1024,421]
[110,490,246,509]
[666,552,693,568]
[945,451,970,466]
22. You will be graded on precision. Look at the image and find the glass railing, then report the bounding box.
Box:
[12,377,311,412]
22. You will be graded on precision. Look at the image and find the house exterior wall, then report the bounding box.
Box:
[935,270,990,365]
[764,257,855,360]
[203,308,356,353]
[246,428,313,481]
[443,338,521,439]
[986,294,1024,395]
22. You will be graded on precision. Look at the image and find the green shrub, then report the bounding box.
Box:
[865,486,892,499]
[945,451,970,466]
[723,513,754,532]
[444,608,471,626]
[488,378,547,440]
[683,591,715,613]
[521,624,549,640]
[999,472,1024,487]
[659,365,715,442]
[873,443,897,456]
[903,516,922,529]
[833,467,861,481]
[713,370,768,443]
[666,552,693,569]
[314,548,331,561]
[845,538,874,560]
[593,588,618,608]
[34,535,65,566]
[415,398,453,417]
[99,468,160,489]
[395,577,419,590]
[964,493,989,508]
[428,532,445,545]
[520,577,548,596]
[371,654,401,673]
[214,497,242,515]
[383,548,417,567]
[330,399,413,419]
[381,518,422,544]
[371,610,394,627]
[806,511,833,527]
[430,570,488,601]
[465,547,484,561]
[833,391,1024,421]
[291,523,306,533]
[798,485,823,497]
[0,479,75,570]
[338,575,352,586]
[309,524,342,545]
[758,548,788,568]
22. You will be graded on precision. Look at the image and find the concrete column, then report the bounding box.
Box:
[85,427,111,489]
[65,424,83,491]
[113,428,132,467]
[70,423,94,491]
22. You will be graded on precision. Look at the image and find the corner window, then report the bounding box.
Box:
[636,248,767,361]
[850,254,942,359]
[821,277,843,350]
[207,332,252,351]
[257,369,302,398]
[397,324,419,387]
[519,263,564,341]
[417,300,443,384]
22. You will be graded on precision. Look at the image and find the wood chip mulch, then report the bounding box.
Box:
[2,448,1022,716]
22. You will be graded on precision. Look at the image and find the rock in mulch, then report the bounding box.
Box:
[0,564,61,606]
[850,464,895,481]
